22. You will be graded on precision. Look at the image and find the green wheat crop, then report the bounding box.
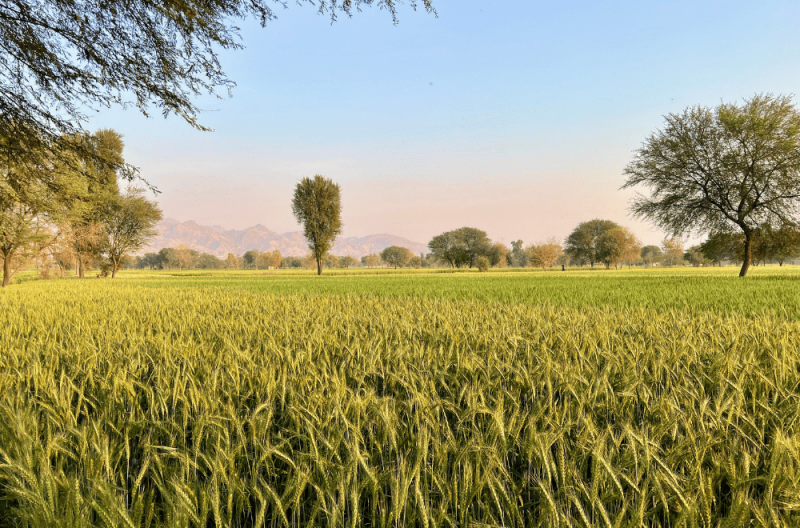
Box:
[1,279,799,527]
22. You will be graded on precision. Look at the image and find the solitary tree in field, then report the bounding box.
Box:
[380,246,413,269]
[291,175,342,275]
[623,94,800,277]
[102,187,162,278]
[565,219,620,267]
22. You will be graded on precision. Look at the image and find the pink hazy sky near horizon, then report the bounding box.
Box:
[92,0,800,247]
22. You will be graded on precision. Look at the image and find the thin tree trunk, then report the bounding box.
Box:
[79,258,85,279]
[111,259,118,278]
[316,257,322,275]
[2,252,11,287]
[739,231,752,277]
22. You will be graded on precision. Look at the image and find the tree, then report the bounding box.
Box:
[640,245,663,268]
[699,233,738,266]
[489,242,509,268]
[596,228,641,269]
[243,249,260,269]
[622,94,800,277]
[338,256,358,269]
[380,246,413,269]
[684,245,707,267]
[454,227,492,268]
[195,253,224,269]
[281,256,303,269]
[324,254,339,269]
[509,240,526,267]
[361,253,380,268]
[301,253,317,270]
[266,250,283,269]
[291,175,342,275]
[225,253,239,270]
[409,256,422,269]
[0,148,71,286]
[565,219,621,267]
[661,237,684,267]
[170,245,195,271]
[102,187,162,278]
[427,227,492,268]
[763,224,800,265]
[428,231,461,268]
[61,130,126,278]
[0,197,59,287]
[527,238,563,269]
[1,0,436,178]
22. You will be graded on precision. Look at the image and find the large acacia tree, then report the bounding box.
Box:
[291,175,342,275]
[623,94,800,277]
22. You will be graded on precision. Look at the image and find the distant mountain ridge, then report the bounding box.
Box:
[143,219,429,258]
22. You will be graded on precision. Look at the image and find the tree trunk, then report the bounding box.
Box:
[316,258,322,275]
[111,259,118,278]
[2,252,11,287]
[79,258,85,279]
[739,231,752,277]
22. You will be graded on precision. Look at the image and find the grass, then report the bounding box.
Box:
[0,268,798,526]
[114,265,800,318]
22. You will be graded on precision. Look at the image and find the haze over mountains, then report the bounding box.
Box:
[144,219,429,258]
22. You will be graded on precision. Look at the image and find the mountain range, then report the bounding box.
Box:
[143,219,429,258]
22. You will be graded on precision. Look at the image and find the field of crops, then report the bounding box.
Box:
[1,269,800,527]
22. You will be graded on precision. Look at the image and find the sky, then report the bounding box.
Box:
[91,0,800,246]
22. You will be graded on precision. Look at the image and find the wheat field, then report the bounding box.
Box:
[1,275,799,527]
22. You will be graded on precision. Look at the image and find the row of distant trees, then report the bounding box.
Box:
[423,219,800,271]
[137,216,800,273]
[133,247,417,271]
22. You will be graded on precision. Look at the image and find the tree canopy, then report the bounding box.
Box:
[291,175,342,275]
[623,94,800,277]
[564,219,620,267]
[427,227,492,268]
[380,246,413,269]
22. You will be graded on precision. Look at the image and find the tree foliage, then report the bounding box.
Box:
[596,228,641,269]
[102,187,162,278]
[564,219,621,267]
[428,227,492,268]
[623,94,800,276]
[291,175,342,275]
[640,245,662,268]
[380,245,413,269]
[527,238,563,269]
[0,0,436,174]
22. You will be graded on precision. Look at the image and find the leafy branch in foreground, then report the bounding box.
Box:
[0,0,436,174]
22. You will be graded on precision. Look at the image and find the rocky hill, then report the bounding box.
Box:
[143,219,429,258]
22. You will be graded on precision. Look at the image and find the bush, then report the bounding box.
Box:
[476,255,490,272]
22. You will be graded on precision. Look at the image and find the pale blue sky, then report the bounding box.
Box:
[94,0,800,246]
